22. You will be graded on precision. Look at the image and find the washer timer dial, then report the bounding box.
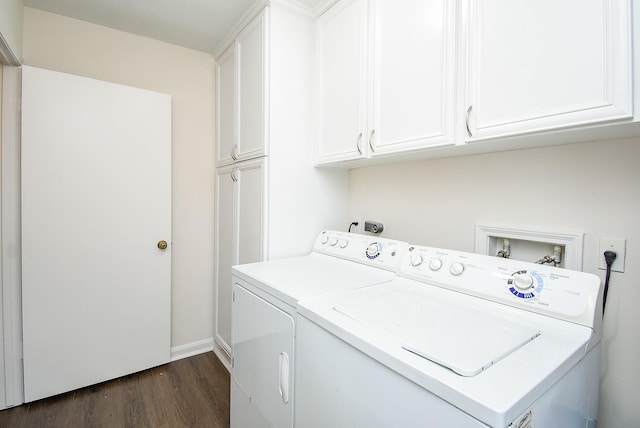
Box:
[512,273,534,290]
[508,270,544,299]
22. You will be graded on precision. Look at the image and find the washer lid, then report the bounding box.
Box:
[334,289,541,376]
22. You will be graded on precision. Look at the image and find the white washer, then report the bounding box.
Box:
[296,244,602,428]
[230,230,408,428]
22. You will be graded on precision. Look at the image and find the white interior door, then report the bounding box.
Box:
[21,66,171,402]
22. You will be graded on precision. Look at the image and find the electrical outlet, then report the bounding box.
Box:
[598,237,626,272]
[364,221,384,234]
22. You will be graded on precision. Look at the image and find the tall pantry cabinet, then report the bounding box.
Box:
[213,2,349,368]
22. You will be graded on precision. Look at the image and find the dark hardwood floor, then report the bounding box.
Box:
[0,351,230,428]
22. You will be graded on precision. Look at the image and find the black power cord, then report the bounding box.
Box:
[602,251,617,316]
[348,221,359,233]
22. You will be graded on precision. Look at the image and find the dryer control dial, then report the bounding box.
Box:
[366,242,381,259]
[429,258,443,271]
[449,262,465,276]
[411,255,423,267]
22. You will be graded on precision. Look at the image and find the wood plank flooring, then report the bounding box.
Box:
[0,351,230,428]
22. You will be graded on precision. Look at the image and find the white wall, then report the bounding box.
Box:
[0,0,23,64]
[22,7,216,356]
[349,138,640,428]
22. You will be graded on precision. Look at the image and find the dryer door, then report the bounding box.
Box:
[232,281,294,428]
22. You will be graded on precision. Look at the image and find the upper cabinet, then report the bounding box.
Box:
[315,0,635,166]
[369,0,457,155]
[216,46,236,165]
[237,15,267,161]
[315,0,457,164]
[315,0,367,163]
[216,13,266,167]
[465,0,633,141]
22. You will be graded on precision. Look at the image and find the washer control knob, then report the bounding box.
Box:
[512,273,534,290]
[449,262,465,276]
[366,242,381,259]
[329,238,338,247]
[339,239,348,249]
[429,258,443,271]
[411,255,423,267]
[320,235,328,244]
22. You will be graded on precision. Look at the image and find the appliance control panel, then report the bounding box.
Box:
[400,245,601,328]
[314,230,408,271]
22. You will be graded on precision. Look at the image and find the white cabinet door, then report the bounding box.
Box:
[236,158,265,265]
[315,0,368,163]
[215,11,266,166]
[214,158,265,357]
[237,12,266,162]
[316,0,456,163]
[232,283,294,428]
[466,0,632,141]
[214,165,236,356]
[216,45,236,166]
[369,0,456,155]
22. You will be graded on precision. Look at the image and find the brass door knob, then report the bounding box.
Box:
[157,240,168,250]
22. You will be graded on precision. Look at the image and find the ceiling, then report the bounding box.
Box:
[22,0,284,54]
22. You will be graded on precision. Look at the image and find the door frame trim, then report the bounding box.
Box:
[1,65,24,408]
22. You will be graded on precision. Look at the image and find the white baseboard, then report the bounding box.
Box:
[170,338,214,362]
[212,342,232,373]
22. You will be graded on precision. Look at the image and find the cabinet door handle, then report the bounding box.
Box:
[368,129,376,152]
[231,145,238,161]
[356,132,363,155]
[231,167,238,182]
[466,105,473,137]
[278,352,290,404]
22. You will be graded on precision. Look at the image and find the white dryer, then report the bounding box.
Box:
[230,230,408,428]
[296,244,602,428]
